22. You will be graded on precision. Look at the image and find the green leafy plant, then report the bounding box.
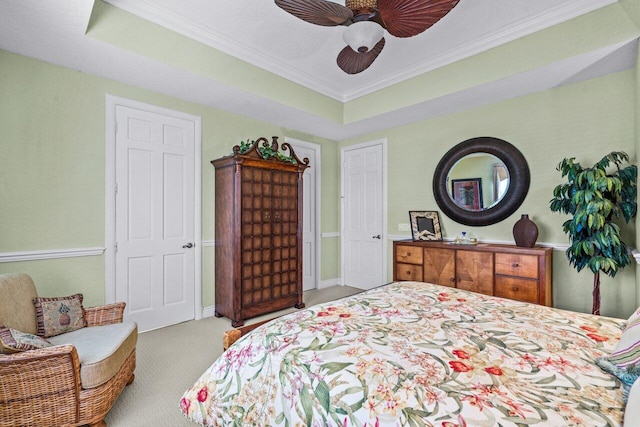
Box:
[549,151,637,315]
[237,139,296,164]
[237,139,255,154]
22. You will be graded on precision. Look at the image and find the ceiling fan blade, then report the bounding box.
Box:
[378,0,460,38]
[275,0,353,26]
[337,37,385,74]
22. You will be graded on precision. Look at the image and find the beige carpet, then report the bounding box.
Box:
[104,285,362,427]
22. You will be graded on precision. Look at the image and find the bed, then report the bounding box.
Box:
[180,281,638,426]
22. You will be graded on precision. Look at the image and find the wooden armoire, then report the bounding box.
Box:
[212,137,309,327]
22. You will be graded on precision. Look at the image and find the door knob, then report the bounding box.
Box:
[182,243,194,249]
[372,235,381,239]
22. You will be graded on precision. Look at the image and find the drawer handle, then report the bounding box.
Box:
[511,286,519,292]
[512,263,520,268]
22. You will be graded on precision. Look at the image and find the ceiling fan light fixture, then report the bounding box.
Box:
[343,21,383,53]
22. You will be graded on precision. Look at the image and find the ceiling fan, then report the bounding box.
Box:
[274,0,461,74]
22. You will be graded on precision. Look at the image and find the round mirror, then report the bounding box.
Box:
[433,137,530,226]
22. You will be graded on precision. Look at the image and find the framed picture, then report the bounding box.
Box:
[409,211,442,241]
[451,178,483,211]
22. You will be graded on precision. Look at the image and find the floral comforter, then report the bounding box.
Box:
[180,281,626,426]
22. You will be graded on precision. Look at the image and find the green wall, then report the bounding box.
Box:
[0,50,340,308]
[342,70,637,319]
[1,38,639,319]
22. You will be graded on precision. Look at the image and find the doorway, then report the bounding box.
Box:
[341,139,387,290]
[287,138,320,291]
[105,95,202,332]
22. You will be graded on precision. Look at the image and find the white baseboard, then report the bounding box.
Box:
[202,305,217,318]
[318,278,341,289]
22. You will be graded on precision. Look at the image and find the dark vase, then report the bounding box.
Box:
[513,214,538,248]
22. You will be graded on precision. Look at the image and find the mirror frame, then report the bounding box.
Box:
[433,137,530,226]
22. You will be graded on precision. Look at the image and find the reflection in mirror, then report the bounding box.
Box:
[493,163,509,203]
[446,154,510,212]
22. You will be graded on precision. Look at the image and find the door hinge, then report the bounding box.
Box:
[114,182,118,195]
[115,121,119,134]
[114,242,118,253]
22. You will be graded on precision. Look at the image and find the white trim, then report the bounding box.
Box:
[343,0,617,101]
[286,137,322,292]
[388,234,575,252]
[322,232,340,238]
[319,278,342,289]
[0,247,105,263]
[202,305,217,319]
[202,240,215,247]
[340,138,388,287]
[104,0,615,102]
[104,94,203,320]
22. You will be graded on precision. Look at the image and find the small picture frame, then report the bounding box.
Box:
[451,178,483,211]
[409,211,442,241]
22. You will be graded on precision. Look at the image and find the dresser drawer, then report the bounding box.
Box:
[495,253,538,279]
[495,277,538,304]
[395,245,423,265]
[395,263,423,282]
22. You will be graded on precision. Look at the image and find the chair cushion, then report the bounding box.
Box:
[48,322,138,389]
[0,327,52,354]
[34,293,86,338]
[0,273,38,334]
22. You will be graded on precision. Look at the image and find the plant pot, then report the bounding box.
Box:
[513,214,538,248]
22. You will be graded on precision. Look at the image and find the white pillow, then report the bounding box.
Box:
[624,377,640,426]
[628,306,640,326]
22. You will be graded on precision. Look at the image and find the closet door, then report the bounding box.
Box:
[240,167,273,307]
[271,170,299,300]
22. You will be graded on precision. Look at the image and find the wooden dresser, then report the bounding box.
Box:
[212,137,309,326]
[393,240,553,306]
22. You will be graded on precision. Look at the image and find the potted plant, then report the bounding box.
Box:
[549,151,637,315]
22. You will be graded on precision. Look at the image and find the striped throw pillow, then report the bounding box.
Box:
[596,314,640,393]
[609,317,640,367]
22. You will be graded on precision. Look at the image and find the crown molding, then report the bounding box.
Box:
[102,0,346,101]
[342,0,618,101]
[103,0,616,103]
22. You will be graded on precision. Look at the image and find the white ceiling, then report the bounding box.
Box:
[0,0,637,140]
[104,0,625,101]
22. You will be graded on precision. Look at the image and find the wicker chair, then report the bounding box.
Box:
[0,273,137,427]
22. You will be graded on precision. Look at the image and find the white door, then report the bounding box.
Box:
[341,141,386,290]
[289,141,318,291]
[115,105,196,332]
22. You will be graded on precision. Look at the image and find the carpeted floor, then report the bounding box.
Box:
[104,285,362,427]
